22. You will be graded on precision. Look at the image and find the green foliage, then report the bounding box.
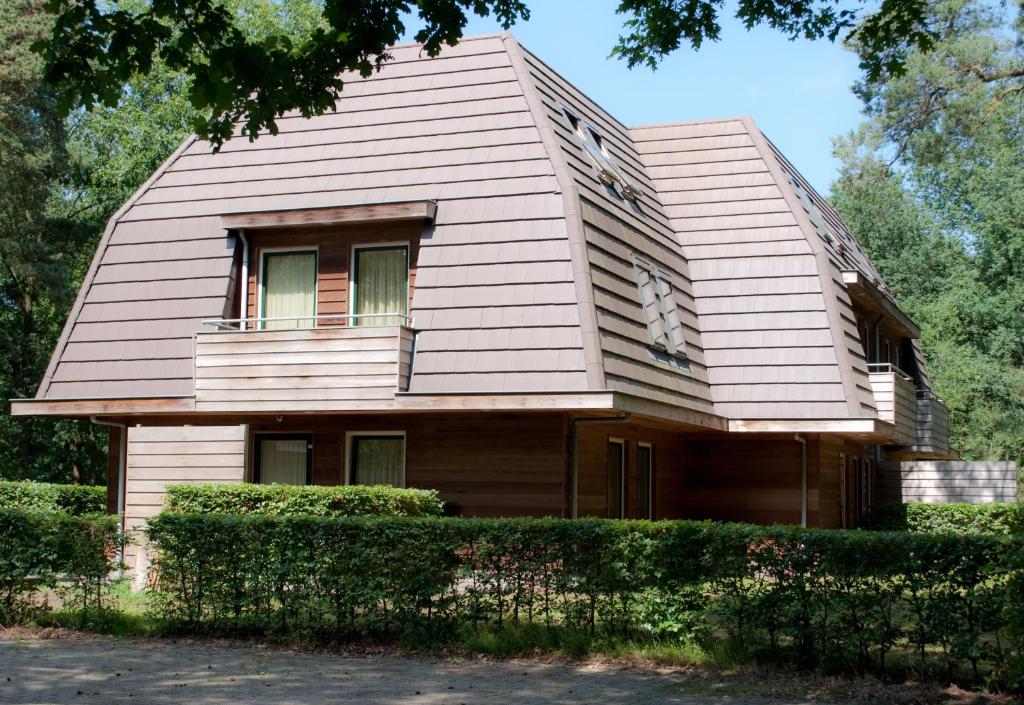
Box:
[0,480,105,515]
[147,514,1024,687]
[0,508,123,625]
[36,0,940,147]
[869,502,1024,535]
[832,0,1024,467]
[163,483,444,517]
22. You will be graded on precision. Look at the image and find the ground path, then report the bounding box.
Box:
[0,633,825,705]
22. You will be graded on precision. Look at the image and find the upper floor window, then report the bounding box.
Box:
[259,249,318,330]
[563,107,640,202]
[632,256,686,357]
[351,244,409,326]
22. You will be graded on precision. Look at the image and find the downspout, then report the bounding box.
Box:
[794,433,807,528]
[238,230,249,331]
[91,417,128,575]
[568,413,631,518]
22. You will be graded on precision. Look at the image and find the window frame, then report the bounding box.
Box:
[632,255,687,357]
[637,441,654,520]
[349,242,410,327]
[344,430,407,487]
[256,246,319,330]
[561,107,640,202]
[252,432,313,485]
[607,437,625,520]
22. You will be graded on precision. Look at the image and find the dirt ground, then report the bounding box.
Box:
[0,629,1012,705]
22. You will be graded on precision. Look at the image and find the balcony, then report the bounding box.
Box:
[868,363,918,445]
[194,314,413,412]
[915,390,950,456]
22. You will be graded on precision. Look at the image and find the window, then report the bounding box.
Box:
[637,443,653,520]
[260,250,317,329]
[347,433,405,486]
[352,245,409,326]
[607,439,625,519]
[254,434,311,485]
[562,107,640,202]
[632,257,686,356]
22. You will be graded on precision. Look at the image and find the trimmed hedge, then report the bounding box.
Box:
[163,483,444,517]
[0,509,123,624]
[869,502,1024,535]
[147,515,1024,687]
[0,481,106,515]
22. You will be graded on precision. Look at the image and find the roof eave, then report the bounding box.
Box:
[841,270,920,338]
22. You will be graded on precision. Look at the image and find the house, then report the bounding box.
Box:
[12,33,952,566]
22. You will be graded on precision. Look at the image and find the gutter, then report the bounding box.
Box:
[795,433,807,527]
[568,413,631,517]
[91,417,128,575]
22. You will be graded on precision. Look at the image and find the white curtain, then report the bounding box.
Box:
[259,439,308,485]
[263,252,316,329]
[355,248,407,326]
[351,436,404,486]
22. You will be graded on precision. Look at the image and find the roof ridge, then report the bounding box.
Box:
[629,116,753,131]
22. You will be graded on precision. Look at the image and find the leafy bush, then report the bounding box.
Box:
[0,509,123,625]
[146,515,1024,688]
[869,502,1024,535]
[0,481,105,515]
[163,483,444,517]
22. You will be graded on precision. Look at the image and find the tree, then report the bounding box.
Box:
[36,0,937,148]
[0,0,106,483]
[832,0,1024,465]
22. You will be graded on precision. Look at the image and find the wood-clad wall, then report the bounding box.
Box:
[123,425,245,567]
[248,412,569,517]
[244,221,421,323]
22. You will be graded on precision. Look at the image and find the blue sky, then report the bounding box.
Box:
[404,0,867,194]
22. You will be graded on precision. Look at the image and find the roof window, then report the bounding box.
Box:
[632,256,686,357]
[562,107,641,202]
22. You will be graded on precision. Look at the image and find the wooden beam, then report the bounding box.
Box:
[220,201,437,230]
[10,397,196,417]
[729,417,895,440]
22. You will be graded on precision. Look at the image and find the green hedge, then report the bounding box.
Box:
[0,509,123,624]
[163,483,444,517]
[147,515,1024,688]
[869,502,1024,535]
[0,481,106,515]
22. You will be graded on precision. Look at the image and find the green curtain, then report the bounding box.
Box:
[258,439,308,485]
[263,251,316,329]
[355,247,407,326]
[351,436,404,486]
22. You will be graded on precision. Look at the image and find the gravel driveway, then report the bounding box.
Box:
[0,634,820,705]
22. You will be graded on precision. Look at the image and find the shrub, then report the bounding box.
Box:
[163,483,444,517]
[0,509,123,625]
[146,514,1024,688]
[869,502,1024,535]
[0,481,106,515]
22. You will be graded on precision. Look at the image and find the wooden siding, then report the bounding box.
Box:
[194,326,413,412]
[915,397,950,454]
[869,370,918,445]
[516,45,714,414]
[40,35,587,400]
[878,461,1018,504]
[123,425,245,567]
[248,413,570,517]
[632,120,852,419]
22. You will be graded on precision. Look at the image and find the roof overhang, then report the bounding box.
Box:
[842,270,920,338]
[220,200,437,231]
[729,417,898,442]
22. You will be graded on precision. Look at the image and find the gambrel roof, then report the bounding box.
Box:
[32,33,929,426]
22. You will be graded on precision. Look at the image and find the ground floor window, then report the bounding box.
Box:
[347,433,405,486]
[607,438,625,519]
[637,442,654,520]
[254,433,311,485]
